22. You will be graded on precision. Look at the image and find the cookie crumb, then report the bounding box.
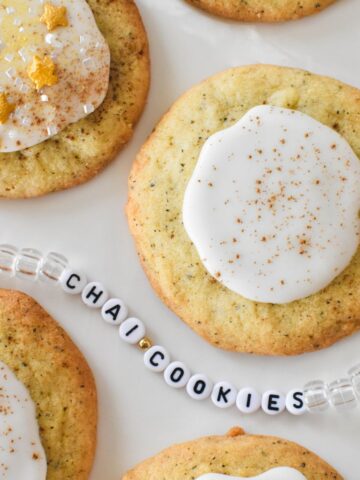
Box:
[227,426,245,437]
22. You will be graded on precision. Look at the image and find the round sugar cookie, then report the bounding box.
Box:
[123,427,342,479]
[0,0,150,198]
[127,64,360,355]
[0,289,97,479]
[185,0,336,22]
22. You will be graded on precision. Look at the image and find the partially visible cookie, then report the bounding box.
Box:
[127,64,360,356]
[123,427,342,479]
[0,0,150,198]
[185,0,336,21]
[0,289,97,480]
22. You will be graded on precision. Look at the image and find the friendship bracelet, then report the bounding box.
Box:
[0,244,359,416]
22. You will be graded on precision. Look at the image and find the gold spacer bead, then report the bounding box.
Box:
[138,337,153,351]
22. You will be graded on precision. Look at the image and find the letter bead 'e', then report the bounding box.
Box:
[261,390,286,415]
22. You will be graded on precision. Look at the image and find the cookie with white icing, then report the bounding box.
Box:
[185,0,336,22]
[123,427,342,479]
[127,64,360,355]
[0,289,97,479]
[0,0,149,198]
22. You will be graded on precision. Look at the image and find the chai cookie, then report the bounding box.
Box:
[123,427,342,479]
[0,289,97,479]
[185,0,336,22]
[127,64,360,355]
[0,0,149,198]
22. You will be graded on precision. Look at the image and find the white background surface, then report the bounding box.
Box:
[1,0,360,478]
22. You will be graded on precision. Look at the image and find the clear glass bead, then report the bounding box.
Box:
[39,252,68,285]
[328,378,357,411]
[0,244,18,277]
[15,248,42,281]
[303,380,330,413]
[348,364,360,398]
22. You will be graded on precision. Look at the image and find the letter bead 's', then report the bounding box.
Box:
[81,281,109,308]
[101,298,128,325]
[39,252,68,285]
[261,390,286,415]
[303,380,329,413]
[15,248,43,281]
[60,268,88,294]
[164,361,191,389]
[186,374,213,401]
[211,381,237,409]
[119,317,146,344]
[285,389,306,415]
[328,378,357,411]
[0,244,18,277]
[236,387,261,414]
[144,345,170,372]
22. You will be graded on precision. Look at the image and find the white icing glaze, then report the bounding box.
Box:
[197,467,307,480]
[0,361,47,479]
[0,0,110,152]
[183,105,360,304]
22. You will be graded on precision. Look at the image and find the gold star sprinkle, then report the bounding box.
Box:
[0,94,15,124]
[40,3,68,31]
[27,55,58,90]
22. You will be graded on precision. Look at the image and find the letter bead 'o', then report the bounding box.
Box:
[144,346,170,373]
[164,361,191,389]
[186,374,213,401]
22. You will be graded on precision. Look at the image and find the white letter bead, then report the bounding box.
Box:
[236,387,261,414]
[60,268,87,295]
[164,361,191,389]
[119,318,146,344]
[101,298,128,325]
[286,389,306,415]
[81,281,108,308]
[186,374,213,401]
[261,390,286,415]
[211,381,237,408]
[144,346,170,373]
